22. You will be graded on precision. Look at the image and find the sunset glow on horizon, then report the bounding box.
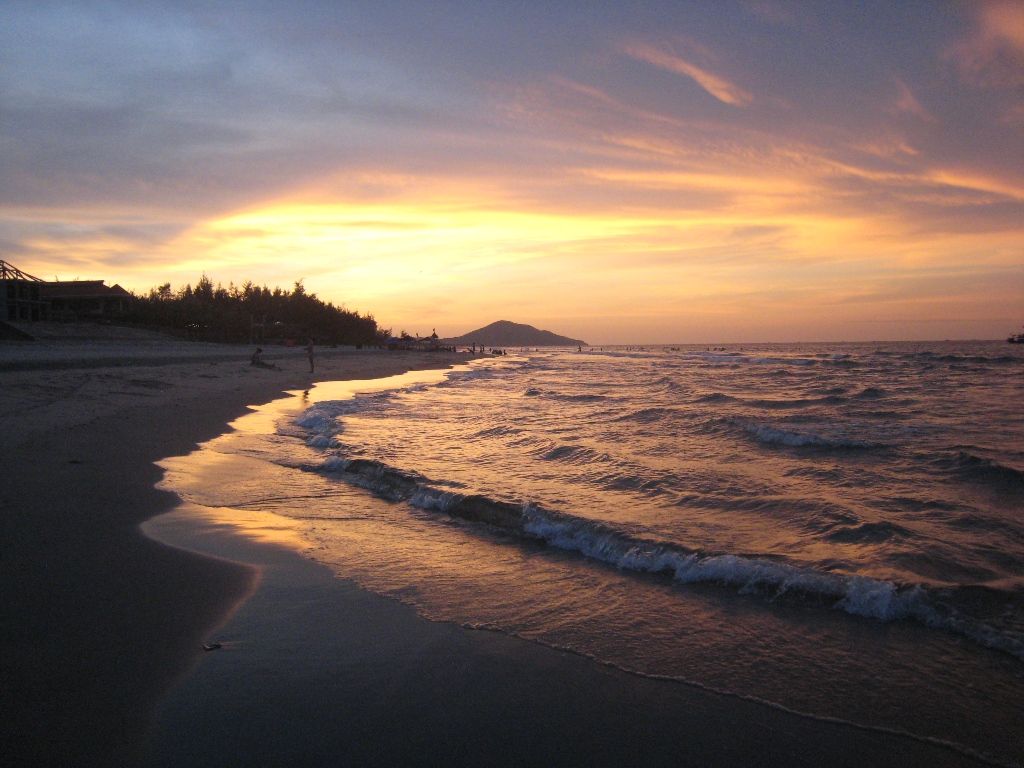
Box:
[2,1,1021,343]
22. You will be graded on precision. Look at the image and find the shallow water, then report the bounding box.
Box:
[160,342,1024,765]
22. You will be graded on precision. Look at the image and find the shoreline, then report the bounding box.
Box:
[0,345,466,765]
[139,505,995,768]
[2,343,994,766]
[142,363,988,767]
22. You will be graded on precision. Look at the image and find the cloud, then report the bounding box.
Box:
[1,2,1021,341]
[623,42,753,107]
[949,0,1024,87]
[852,136,919,160]
[891,79,935,122]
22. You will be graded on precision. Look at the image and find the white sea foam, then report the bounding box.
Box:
[321,455,349,471]
[519,504,919,622]
[836,579,925,621]
[306,434,337,449]
[294,407,336,432]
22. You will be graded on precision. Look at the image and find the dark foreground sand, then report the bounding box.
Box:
[1,344,989,767]
[1,345,464,765]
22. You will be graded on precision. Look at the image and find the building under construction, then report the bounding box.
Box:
[0,260,49,322]
[1,260,133,325]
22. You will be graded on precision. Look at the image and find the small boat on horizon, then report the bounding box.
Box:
[1008,327,1024,344]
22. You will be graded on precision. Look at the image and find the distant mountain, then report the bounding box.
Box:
[444,320,586,347]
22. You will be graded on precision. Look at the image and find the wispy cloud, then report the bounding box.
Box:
[891,78,935,122]
[622,42,753,107]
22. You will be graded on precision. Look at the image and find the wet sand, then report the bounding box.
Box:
[1,342,990,766]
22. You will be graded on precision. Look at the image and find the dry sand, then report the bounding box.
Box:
[1,340,987,766]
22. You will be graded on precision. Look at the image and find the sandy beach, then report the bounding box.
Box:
[0,341,465,765]
[1,339,993,767]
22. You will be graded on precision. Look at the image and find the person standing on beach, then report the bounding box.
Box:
[306,337,315,373]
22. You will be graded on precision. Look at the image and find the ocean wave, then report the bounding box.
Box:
[294,387,409,430]
[311,453,1023,660]
[652,377,687,395]
[472,425,523,439]
[539,444,606,464]
[940,451,1024,490]
[824,520,912,544]
[853,386,886,399]
[294,404,351,433]
[908,352,1021,365]
[693,392,737,404]
[320,456,427,499]
[553,392,611,402]
[598,472,669,496]
[692,353,862,369]
[432,366,503,389]
[306,433,339,449]
[748,356,816,366]
[738,421,879,449]
[820,358,861,368]
[748,395,847,409]
[687,354,748,368]
[615,406,676,424]
[815,386,849,396]
[522,387,609,402]
[938,354,1018,365]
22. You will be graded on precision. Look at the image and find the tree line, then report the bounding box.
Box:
[126,276,388,346]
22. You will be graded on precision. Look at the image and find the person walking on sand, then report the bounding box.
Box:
[306,337,315,373]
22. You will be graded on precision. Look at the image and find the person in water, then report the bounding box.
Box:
[306,338,315,373]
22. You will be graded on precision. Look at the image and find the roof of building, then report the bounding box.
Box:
[0,260,44,282]
[41,281,133,299]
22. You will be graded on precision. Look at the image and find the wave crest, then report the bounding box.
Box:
[738,421,879,449]
[311,452,1023,660]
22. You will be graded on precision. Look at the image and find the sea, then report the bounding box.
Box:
[159,341,1024,765]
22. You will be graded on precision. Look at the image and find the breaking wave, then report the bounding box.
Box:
[311,452,1023,661]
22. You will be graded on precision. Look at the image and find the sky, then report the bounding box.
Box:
[1,0,1022,343]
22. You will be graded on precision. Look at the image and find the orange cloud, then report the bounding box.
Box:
[623,42,753,106]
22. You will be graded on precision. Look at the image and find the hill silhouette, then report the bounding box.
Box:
[444,320,585,347]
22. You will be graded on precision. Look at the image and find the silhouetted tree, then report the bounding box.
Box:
[126,276,382,345]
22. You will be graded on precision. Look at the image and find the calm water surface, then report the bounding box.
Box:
[161,341,1024,765]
